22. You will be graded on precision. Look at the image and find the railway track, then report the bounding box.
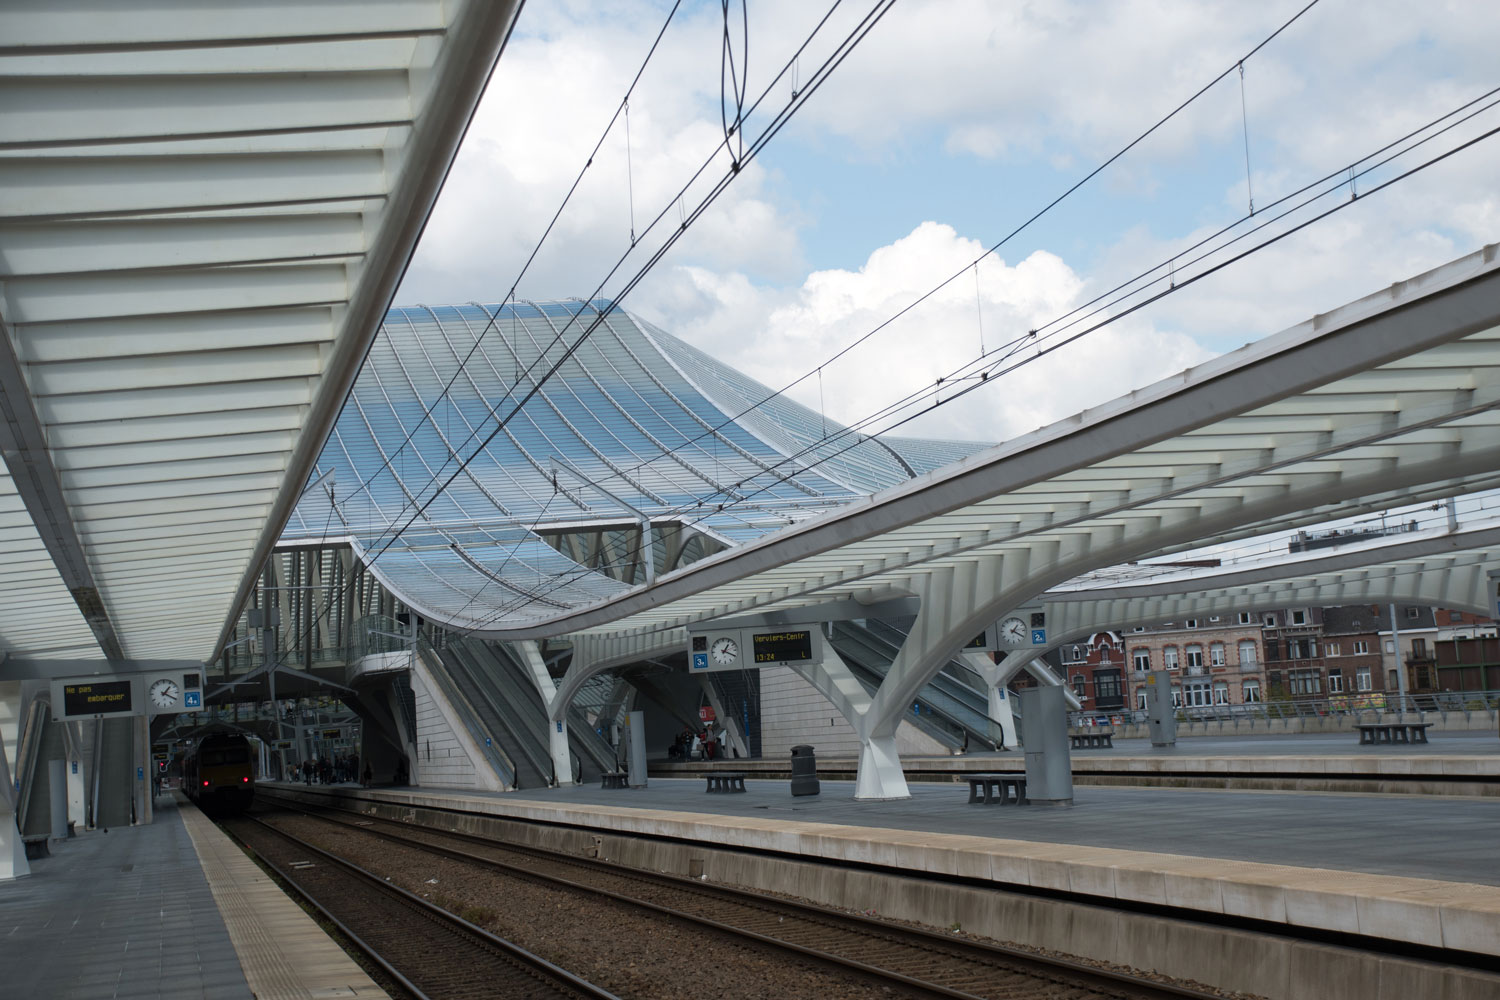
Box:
[223,814,620,1000]
[255,792,1231,1000]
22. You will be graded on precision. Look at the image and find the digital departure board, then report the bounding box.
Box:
[752,629,814,664]
[62,679,134,718]
[965,632,988,649]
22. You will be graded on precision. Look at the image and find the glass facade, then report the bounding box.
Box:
[282,300,988,629]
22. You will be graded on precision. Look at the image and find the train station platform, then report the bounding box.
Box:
[0,793,387,1000]
[259,773,1500,970]
[657,730,1500,797]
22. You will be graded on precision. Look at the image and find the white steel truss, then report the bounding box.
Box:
[507,245,1500,797]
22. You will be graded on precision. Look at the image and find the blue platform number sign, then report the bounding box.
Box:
[71,761,79,774]
[1031,628,1047,645]
[136,766,144,781]
[692,652,708,671]
[184,691,202,709]
[555,721,563,734]
[484,737,492,747]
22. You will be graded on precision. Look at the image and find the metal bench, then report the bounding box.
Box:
[705,772,747,793]
[965,773,1028,805]
[1356,723,1433,745]
[600,770,629,789]
[1069,732,1113,749]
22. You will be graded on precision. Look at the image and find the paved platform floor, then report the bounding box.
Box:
[505,777,1500,887]
[0,794,387,1000]
[0,795,252,1000]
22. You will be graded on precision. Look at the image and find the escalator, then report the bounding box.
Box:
[829,619,1014,750]
[432,639,616,787]
[92,716,135,829]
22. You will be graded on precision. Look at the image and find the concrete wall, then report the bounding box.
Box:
[760,665,863,758]
[409,662,503,791]
[758,666,950,760]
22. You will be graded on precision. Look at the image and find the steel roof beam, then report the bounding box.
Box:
[0,314,123,660]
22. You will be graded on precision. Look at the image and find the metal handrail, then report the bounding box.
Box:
[413,638,518,789]
[1070,689,1500,727]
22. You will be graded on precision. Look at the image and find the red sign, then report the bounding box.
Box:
[698,706,715,722]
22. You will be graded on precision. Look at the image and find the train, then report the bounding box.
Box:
[182,732,255,813]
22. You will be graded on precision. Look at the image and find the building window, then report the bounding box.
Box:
[1185,681,1211,706]
[1095,670,1122,702]
[1289,669,1322,696]
[1209,642,1226,667]
[1132,649,1150,672]
[1163,646,1179,670]
[1388,669,1400,689]
[1449,610,1463,622]
[1290,609,1308,625]
[1072,673,1086,696]
[1356,667,1372,691]
[1263,613,1277,627]
[1243,679,1262,703]
[1133,626,1145,632]
[1328,670,1344,693]
[1185,618,1198,629]
[1325,642,1340,656]
[1171,686,1183,708]
[1185,644,1204,669]
[1071,645,1082,661]
[1411,638,1428,658]
[1213,680,1229,705]
[1238,612,1253,624]
[1353,640,1369,654]
[1405,606,1419,620]
[1237,640,1257,667]
[1137,688,1148,710]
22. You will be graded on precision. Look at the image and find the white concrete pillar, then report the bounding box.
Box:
[0,689,29,879]
[965,652,1020,749]
[516,642,572,786]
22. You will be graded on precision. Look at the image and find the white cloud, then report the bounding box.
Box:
[634,221,1211,443]
[395,0,1498,447]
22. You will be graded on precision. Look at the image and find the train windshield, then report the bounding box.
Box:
[202,748,249,766]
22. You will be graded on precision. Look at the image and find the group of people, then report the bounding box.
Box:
[290,753,366,786]
[668,724,736,761]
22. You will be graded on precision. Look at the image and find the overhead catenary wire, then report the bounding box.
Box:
[614,0,1329,486]
[351,0,893,578]
[251,1,889,663]
[447,111,1500,634]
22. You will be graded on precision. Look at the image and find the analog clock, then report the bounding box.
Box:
[710,636,739,665]
[998,617,1029,645]
[149,677,181,708]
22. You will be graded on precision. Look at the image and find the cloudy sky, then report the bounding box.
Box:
[396,0,1500,445]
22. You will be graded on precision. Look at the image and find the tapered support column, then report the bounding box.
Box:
[516,642,572,786]
[0,716,28,879]
[965,652,1019,748]
[854,734,909,800]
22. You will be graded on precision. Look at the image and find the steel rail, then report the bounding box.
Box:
[260,793,1226,1000]
[227,814,620,1000]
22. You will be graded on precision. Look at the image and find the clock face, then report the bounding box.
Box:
[999,617,1029,644]
[710,636,739,665]
[149,678,180,708]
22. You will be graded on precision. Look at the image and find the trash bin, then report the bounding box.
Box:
[790,744,819,796]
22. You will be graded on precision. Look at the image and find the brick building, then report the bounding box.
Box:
[1058,631,1127,713]
[1120,613,1266,710]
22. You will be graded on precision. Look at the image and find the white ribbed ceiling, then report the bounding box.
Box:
[0,0,521,662]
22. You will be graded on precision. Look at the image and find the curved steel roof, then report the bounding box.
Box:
[285,300,989,629]
[457,244,1500,643]
[0,1,521,663]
